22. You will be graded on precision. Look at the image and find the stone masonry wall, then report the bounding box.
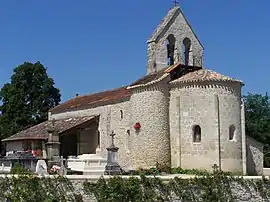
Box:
[246,136,264,176]
[50,100,132,170]
[56,176,270,202]
[129,82,171,169]
[147,8,204,74]
[169,81,243,173]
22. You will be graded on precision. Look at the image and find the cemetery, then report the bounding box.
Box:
[0,2,269,202]
[0,130,270,201]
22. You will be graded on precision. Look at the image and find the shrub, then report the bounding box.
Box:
[10,162,32,175]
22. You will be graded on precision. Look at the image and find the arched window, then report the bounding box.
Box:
[120,110,123,120]
[182,37,191,66]
[229,125,236,140]
[193,125,201,143]
[166,34,176,66]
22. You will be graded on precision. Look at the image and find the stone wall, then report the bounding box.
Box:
[50,100,132,170]
[129,81,171,169]
[0,174,269,201]
[169,81,243,173]
[50,79,172,170]
[246,136,264,175]
[34,175,270,202]
[147,7,204,74]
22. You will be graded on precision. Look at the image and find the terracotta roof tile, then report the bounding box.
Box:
[50,87,131,114]
[170,69,243,84]
[2,116,96,142]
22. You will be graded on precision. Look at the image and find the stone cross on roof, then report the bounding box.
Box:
[172,0,180,7]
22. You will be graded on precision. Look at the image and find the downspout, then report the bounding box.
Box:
[215,94,222,171]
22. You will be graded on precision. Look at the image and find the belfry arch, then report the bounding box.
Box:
[166,34,176,66]
[182,37,192,66]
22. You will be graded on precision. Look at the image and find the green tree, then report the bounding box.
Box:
[244,93,270,166]
[0,61,61,140]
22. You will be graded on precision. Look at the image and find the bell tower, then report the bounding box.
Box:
[147,6,204,74]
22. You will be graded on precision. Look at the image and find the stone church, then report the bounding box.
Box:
[3,6,263,175]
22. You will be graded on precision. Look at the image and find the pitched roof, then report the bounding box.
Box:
[2,116,96,142]
[50,87,131,114]
[170,68,243,84]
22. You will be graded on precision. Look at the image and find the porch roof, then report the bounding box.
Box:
[2,116,97,142]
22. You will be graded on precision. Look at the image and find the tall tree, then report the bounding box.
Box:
[244,93,270,166]
[0,61,61,140]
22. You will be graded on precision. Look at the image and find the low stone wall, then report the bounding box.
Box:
[264,168,270,176]
[1,174,270,201]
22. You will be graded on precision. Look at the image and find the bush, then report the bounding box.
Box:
[10,163,32,175]
[123,165,210,176]
[170,167,209,175]
[84,173,270,201]
[0,172,269,201]
[0,175,82,202]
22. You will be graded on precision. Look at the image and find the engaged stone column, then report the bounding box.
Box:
[46,119,61,168]
[214,94,221,171]
[241,98,247,175]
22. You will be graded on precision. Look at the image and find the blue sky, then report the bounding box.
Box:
[0,0,268,102]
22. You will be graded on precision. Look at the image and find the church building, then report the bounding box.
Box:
[3,6,263,175]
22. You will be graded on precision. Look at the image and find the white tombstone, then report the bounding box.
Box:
[59,156,67,176]
[0,163,4,172]
[35,160,48,175]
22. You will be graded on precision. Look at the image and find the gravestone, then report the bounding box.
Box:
[59,156,67,176]
[104,131,122,175]
[35,160,48,175]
